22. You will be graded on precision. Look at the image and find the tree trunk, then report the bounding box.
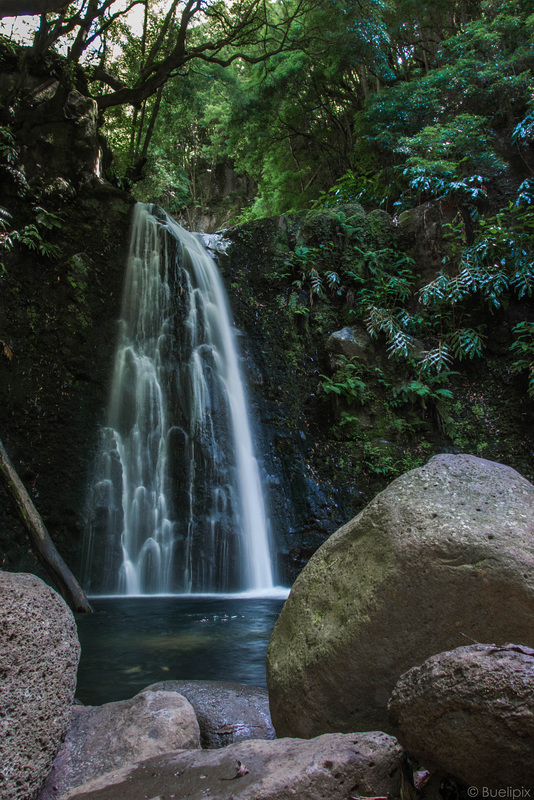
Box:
[0,437,92,613]
[0,0,70,16]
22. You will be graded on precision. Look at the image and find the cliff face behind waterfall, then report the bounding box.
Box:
[214,212,534,582]
[0,62,533,587]
[0,187,134,578]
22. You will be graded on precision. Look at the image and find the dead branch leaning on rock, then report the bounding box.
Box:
[0,436,92,613]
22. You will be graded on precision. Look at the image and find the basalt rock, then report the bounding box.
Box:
[0,48,134,582]
[388,643,534,788]
[0,572,80,800]
[50,731,402,800]
[146,679,275,748]
[325,325,372,367]
[266,454,534,737]
[0,190,133,580]
[396,202,447,285]
[38,690,200,800]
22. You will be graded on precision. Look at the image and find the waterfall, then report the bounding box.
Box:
[83,203,274,595]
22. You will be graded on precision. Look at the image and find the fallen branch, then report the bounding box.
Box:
[0,437,92,613]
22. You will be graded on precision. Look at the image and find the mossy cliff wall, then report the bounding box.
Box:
[216,206,534,584]
[0,188,133,578]
[0,46,136,581]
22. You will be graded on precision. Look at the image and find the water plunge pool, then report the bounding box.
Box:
[75,595,286,706]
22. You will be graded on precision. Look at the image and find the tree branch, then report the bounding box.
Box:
[91,64,126,91]
[0,437,92,613]
[0,0,70,16]
[95,0,313,109]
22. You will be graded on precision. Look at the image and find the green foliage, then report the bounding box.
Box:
[316,0,534,217]
[320,358,367,405]
[398,115,506,208]
[33,206,63,231]
[0,204,62,265]
[313,169,394,210]
[0,125,29,196]
[510,321,534,395]
[392,371,454,407]
[391,370,456,433]
[279,209,417,342]
[0,206,11,230]
[284,291,309,317]
[0,120,63,265]
[56,0,529,228]
[449,327,486,360]
[4,224,61,259]
[419,200,534,318]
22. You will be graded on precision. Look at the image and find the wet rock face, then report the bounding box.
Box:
[0,189,133,579]
[0,51,134,580]
[0,572,80,800]
[217,212,385,584]
[1,43,106,197]
[396,202,447,286]
[266,454,534,737]
[388,643,534,788]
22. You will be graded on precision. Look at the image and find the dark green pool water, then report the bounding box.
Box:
[75,595,286,705]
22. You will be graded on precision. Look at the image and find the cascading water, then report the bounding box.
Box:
[83,203,274,595]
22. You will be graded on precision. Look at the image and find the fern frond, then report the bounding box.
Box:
[325,270,341,290]
[0,206,11,231]
[449,328,485,360]
[366,306,399,338]
[387,329,413,359]
[512,265,534,299]
[418,273,450,305]
[420,342,452,373]
[309,267,323,295]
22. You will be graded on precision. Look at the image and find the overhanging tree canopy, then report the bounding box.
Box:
[3,0,323,179]
[0,0,70,16]
[22,0,317,109]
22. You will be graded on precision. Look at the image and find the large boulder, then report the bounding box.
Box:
[388,643,534,788]
[266,454,534,736]
[52,731,402,800]
[325,325,372,366]
[0,572,80,800]
[146,680,275,748]
[16,86,103,194]
[38,689,200,800]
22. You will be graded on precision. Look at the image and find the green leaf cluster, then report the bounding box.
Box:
[320,357,368,405]
[510,321,534,396]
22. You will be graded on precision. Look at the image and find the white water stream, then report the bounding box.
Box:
[84,204,274,595]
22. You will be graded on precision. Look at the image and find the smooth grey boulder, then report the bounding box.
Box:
[0,572,80,800]
[55,731,402,800]
[388,643,534,788]
[146,679,275,748]
[37,689,200,800]
[266,454,534,737]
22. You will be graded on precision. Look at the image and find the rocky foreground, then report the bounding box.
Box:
[267,453,534,737]
[1,455,534,798]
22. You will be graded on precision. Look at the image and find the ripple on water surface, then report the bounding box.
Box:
[75,595,287,706]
